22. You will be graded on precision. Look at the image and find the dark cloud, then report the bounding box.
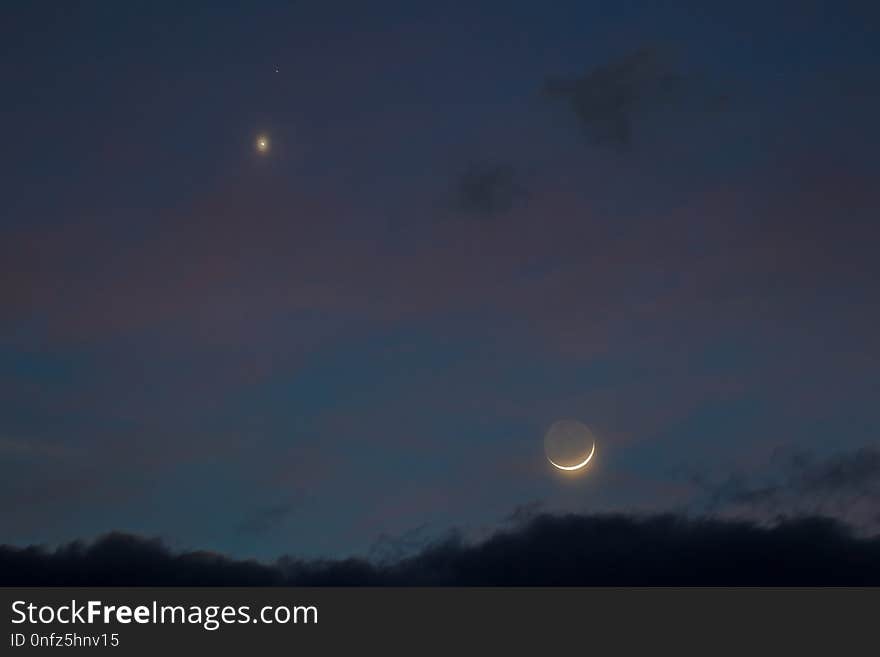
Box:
[3,511,879,585]
[504,500,545,525]
[0,533,282,586]
[793,446,880,494]
[543,46,729,147]
[454,163,526,216]
[367,524,436,564]
[689,446,880,530]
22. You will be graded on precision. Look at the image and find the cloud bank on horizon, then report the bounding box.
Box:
[3,510,880,586]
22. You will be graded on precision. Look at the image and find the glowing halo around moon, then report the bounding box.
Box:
[544,419,597,473]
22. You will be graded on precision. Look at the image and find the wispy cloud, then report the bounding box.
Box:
[543,46,729,148]
[236,501,301,537]
[689,445,880,531]
[454,163,527,216]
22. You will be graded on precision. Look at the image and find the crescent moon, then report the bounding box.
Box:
[547,441,595,471]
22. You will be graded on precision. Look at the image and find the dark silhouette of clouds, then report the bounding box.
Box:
[368,524,435,564]
[543,46,729,147]
[504,500,546,526]
[3,511,879,585]
[0,533,282,586]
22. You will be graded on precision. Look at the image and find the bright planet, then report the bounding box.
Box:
[255,133,270,154]
[544,419,596,472]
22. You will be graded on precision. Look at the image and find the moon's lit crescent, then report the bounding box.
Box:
[547,441,595,471]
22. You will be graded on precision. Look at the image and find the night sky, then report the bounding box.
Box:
[2,1,879,567]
